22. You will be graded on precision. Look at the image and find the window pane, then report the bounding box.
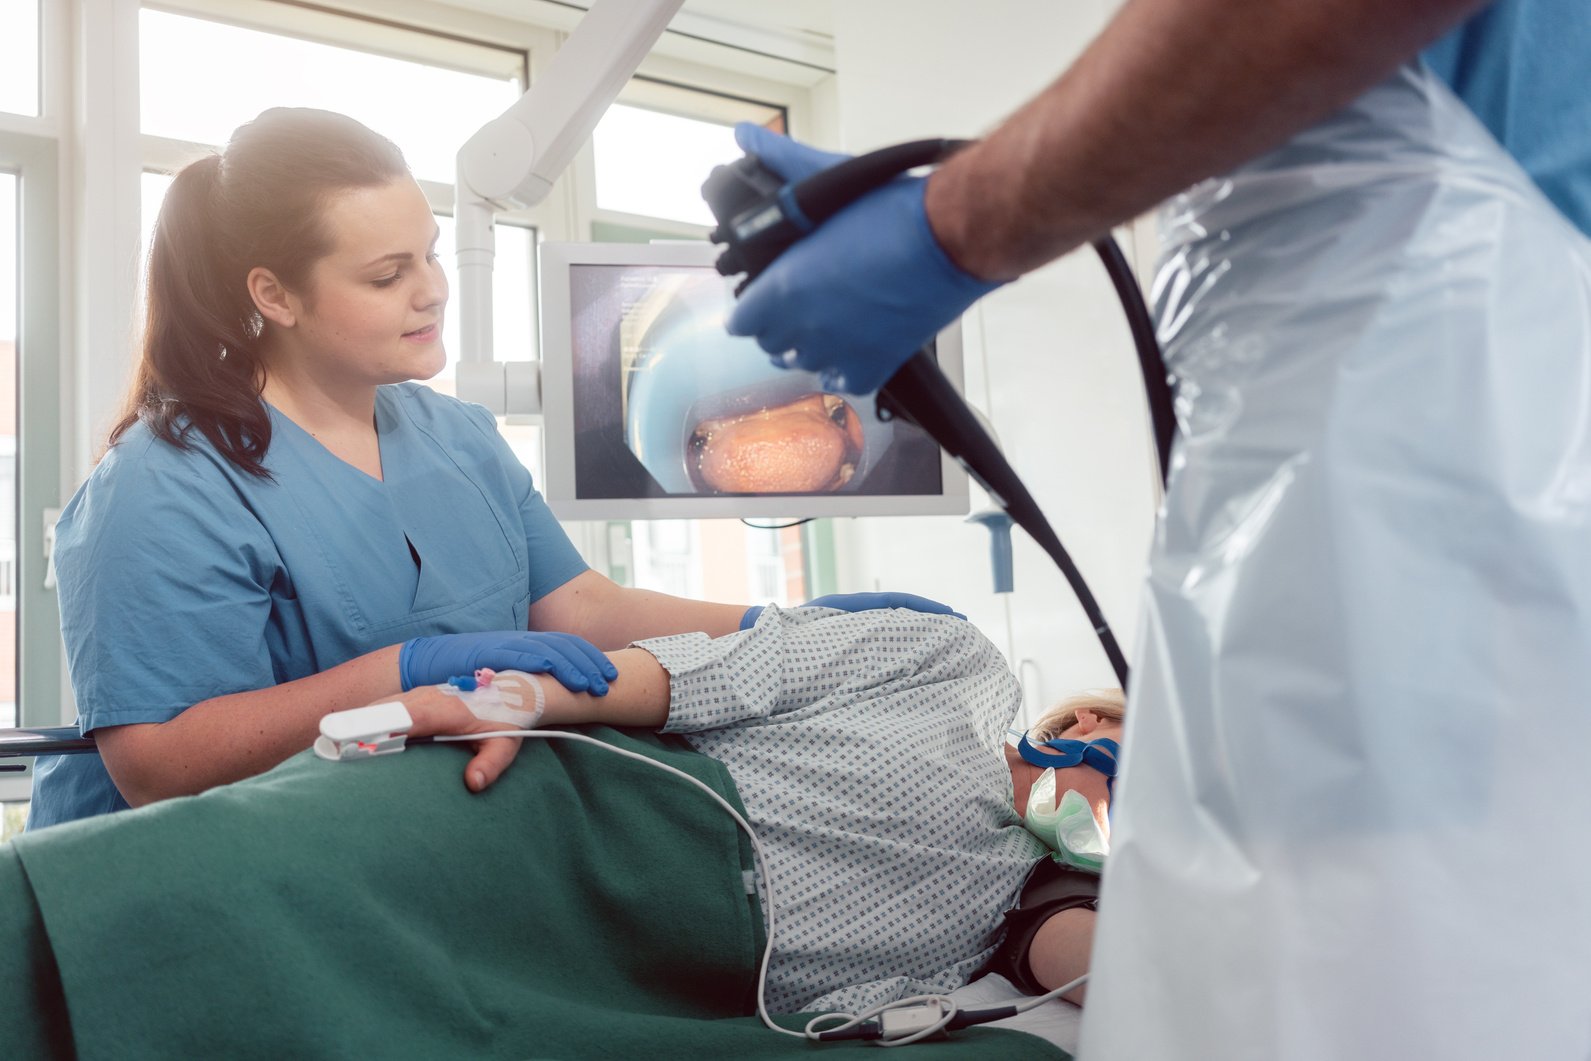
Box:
[138,8,520,185]
[593,104,742,226]
[138,170,172,319]
[0,0,40,118]
[1,800,24,842]
[0,172,16,729]
[633,520,700,598]
[432,217,537,395]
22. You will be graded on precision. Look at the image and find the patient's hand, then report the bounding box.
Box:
[395,686,527,794]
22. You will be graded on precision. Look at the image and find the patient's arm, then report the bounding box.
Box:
[986,860,1100,1004]
[1028,908,1096,1006]
[96,642,644,807]
[491,648,673,730]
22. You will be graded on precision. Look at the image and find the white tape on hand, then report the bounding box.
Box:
[440,670,546,730]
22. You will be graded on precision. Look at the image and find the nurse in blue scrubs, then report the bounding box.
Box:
[26,108,829,829]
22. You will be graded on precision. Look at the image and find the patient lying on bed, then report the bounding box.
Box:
[988,690,1124,1007]
[389,604,1119,1016]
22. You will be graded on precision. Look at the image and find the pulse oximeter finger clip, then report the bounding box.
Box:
[313,701,414,762]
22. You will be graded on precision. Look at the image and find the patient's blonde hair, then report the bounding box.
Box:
[1027,689,1126,743]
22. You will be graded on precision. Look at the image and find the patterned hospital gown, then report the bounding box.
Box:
[637,605,1048,1014]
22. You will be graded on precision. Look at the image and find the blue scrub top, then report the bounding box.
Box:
[28,383,588,829]
[1423,0,1591,235]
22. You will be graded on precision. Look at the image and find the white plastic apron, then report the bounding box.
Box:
[1083,65,1591,1060]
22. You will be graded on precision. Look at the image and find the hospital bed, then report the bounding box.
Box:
[0,725,1083,1058]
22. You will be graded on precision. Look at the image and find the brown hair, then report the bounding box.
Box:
[110,108,409,477]
[1028,689,1126,743]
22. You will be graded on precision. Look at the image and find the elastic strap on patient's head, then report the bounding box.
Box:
[1015,733,1120,793]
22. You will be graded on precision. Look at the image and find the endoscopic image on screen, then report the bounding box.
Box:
[568,264,943,501]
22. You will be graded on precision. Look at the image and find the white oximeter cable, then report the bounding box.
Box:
[437,728,1086,1046]
[431,727,810,1039]
[321,697,1082,1046]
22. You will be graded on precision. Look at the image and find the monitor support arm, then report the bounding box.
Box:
[454,0,685,415]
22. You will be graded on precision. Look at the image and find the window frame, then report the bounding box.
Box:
[0,0,825,810]
[128,2,820,583]
[0,127,61,802]
[560,69,813,590]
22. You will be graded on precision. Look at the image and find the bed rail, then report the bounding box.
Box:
[0,726,96,771]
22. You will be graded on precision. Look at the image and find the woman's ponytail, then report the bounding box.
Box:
[112,152,272,474]
[109,108,409,477]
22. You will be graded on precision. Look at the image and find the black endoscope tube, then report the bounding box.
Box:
[877,354,1131,687]
[707,138,1170,689]
[788,141,1176,491]
[1093,237,1174,487]
[785,140,1139,687]
[786,138,971,222]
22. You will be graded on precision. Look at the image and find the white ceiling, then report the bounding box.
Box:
[679,0,834,41]
[432,0,836,70]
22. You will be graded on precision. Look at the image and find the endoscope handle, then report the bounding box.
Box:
[702,142,1132,690]
[702,140,970,292]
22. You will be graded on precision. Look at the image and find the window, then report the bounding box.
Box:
[137,5,536,396]
[0,127,60,818]
[0,0,40,118]
[592,78,785,232]
[139,6,523,185]
[594,104,742,227]
[746,529,784,603]
[5,0,822,825]
[632,520,700,599]
[0,172,16,731]
[583,80,815,603]
[137,175,540,395]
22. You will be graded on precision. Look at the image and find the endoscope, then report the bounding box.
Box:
[703,139,1175,690]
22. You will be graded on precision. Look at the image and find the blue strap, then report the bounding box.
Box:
[1016,733,1121,793]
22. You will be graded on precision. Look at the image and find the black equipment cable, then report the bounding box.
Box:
[705,139,1174,689]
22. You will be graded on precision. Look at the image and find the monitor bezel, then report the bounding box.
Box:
[538,240,971,521]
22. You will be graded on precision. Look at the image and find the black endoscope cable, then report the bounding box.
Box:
[705,139,1176,690]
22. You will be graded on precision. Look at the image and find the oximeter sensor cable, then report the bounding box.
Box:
[703,139,1175,690]
[312,697,1086,1047]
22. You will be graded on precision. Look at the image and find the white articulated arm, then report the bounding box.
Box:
[455,0,685,414]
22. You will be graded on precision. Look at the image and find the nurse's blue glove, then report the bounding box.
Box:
[724,123,1004,396]
[805,591,964,619]
[741,591,963,629]
[399,631,617,695]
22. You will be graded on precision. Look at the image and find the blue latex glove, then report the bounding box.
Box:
[724,123,1003,396]
[741,591,964,629]
[399,630,618,694]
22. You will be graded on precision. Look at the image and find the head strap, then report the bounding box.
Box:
[1016,732,1121,791]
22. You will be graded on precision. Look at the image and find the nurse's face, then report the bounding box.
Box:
[274,177,448,387]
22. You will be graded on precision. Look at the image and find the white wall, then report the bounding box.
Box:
[825,0,1158,724]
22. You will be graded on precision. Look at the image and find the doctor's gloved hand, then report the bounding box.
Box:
[741,591,964,629]
[724,123,1003,396]
[398,630,617,695]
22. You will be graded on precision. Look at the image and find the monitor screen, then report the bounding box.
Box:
[539,241,970,520]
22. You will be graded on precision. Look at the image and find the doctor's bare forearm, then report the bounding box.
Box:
[528,569,746,649]
[92,644,406,807]
[925,0,1489,281]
